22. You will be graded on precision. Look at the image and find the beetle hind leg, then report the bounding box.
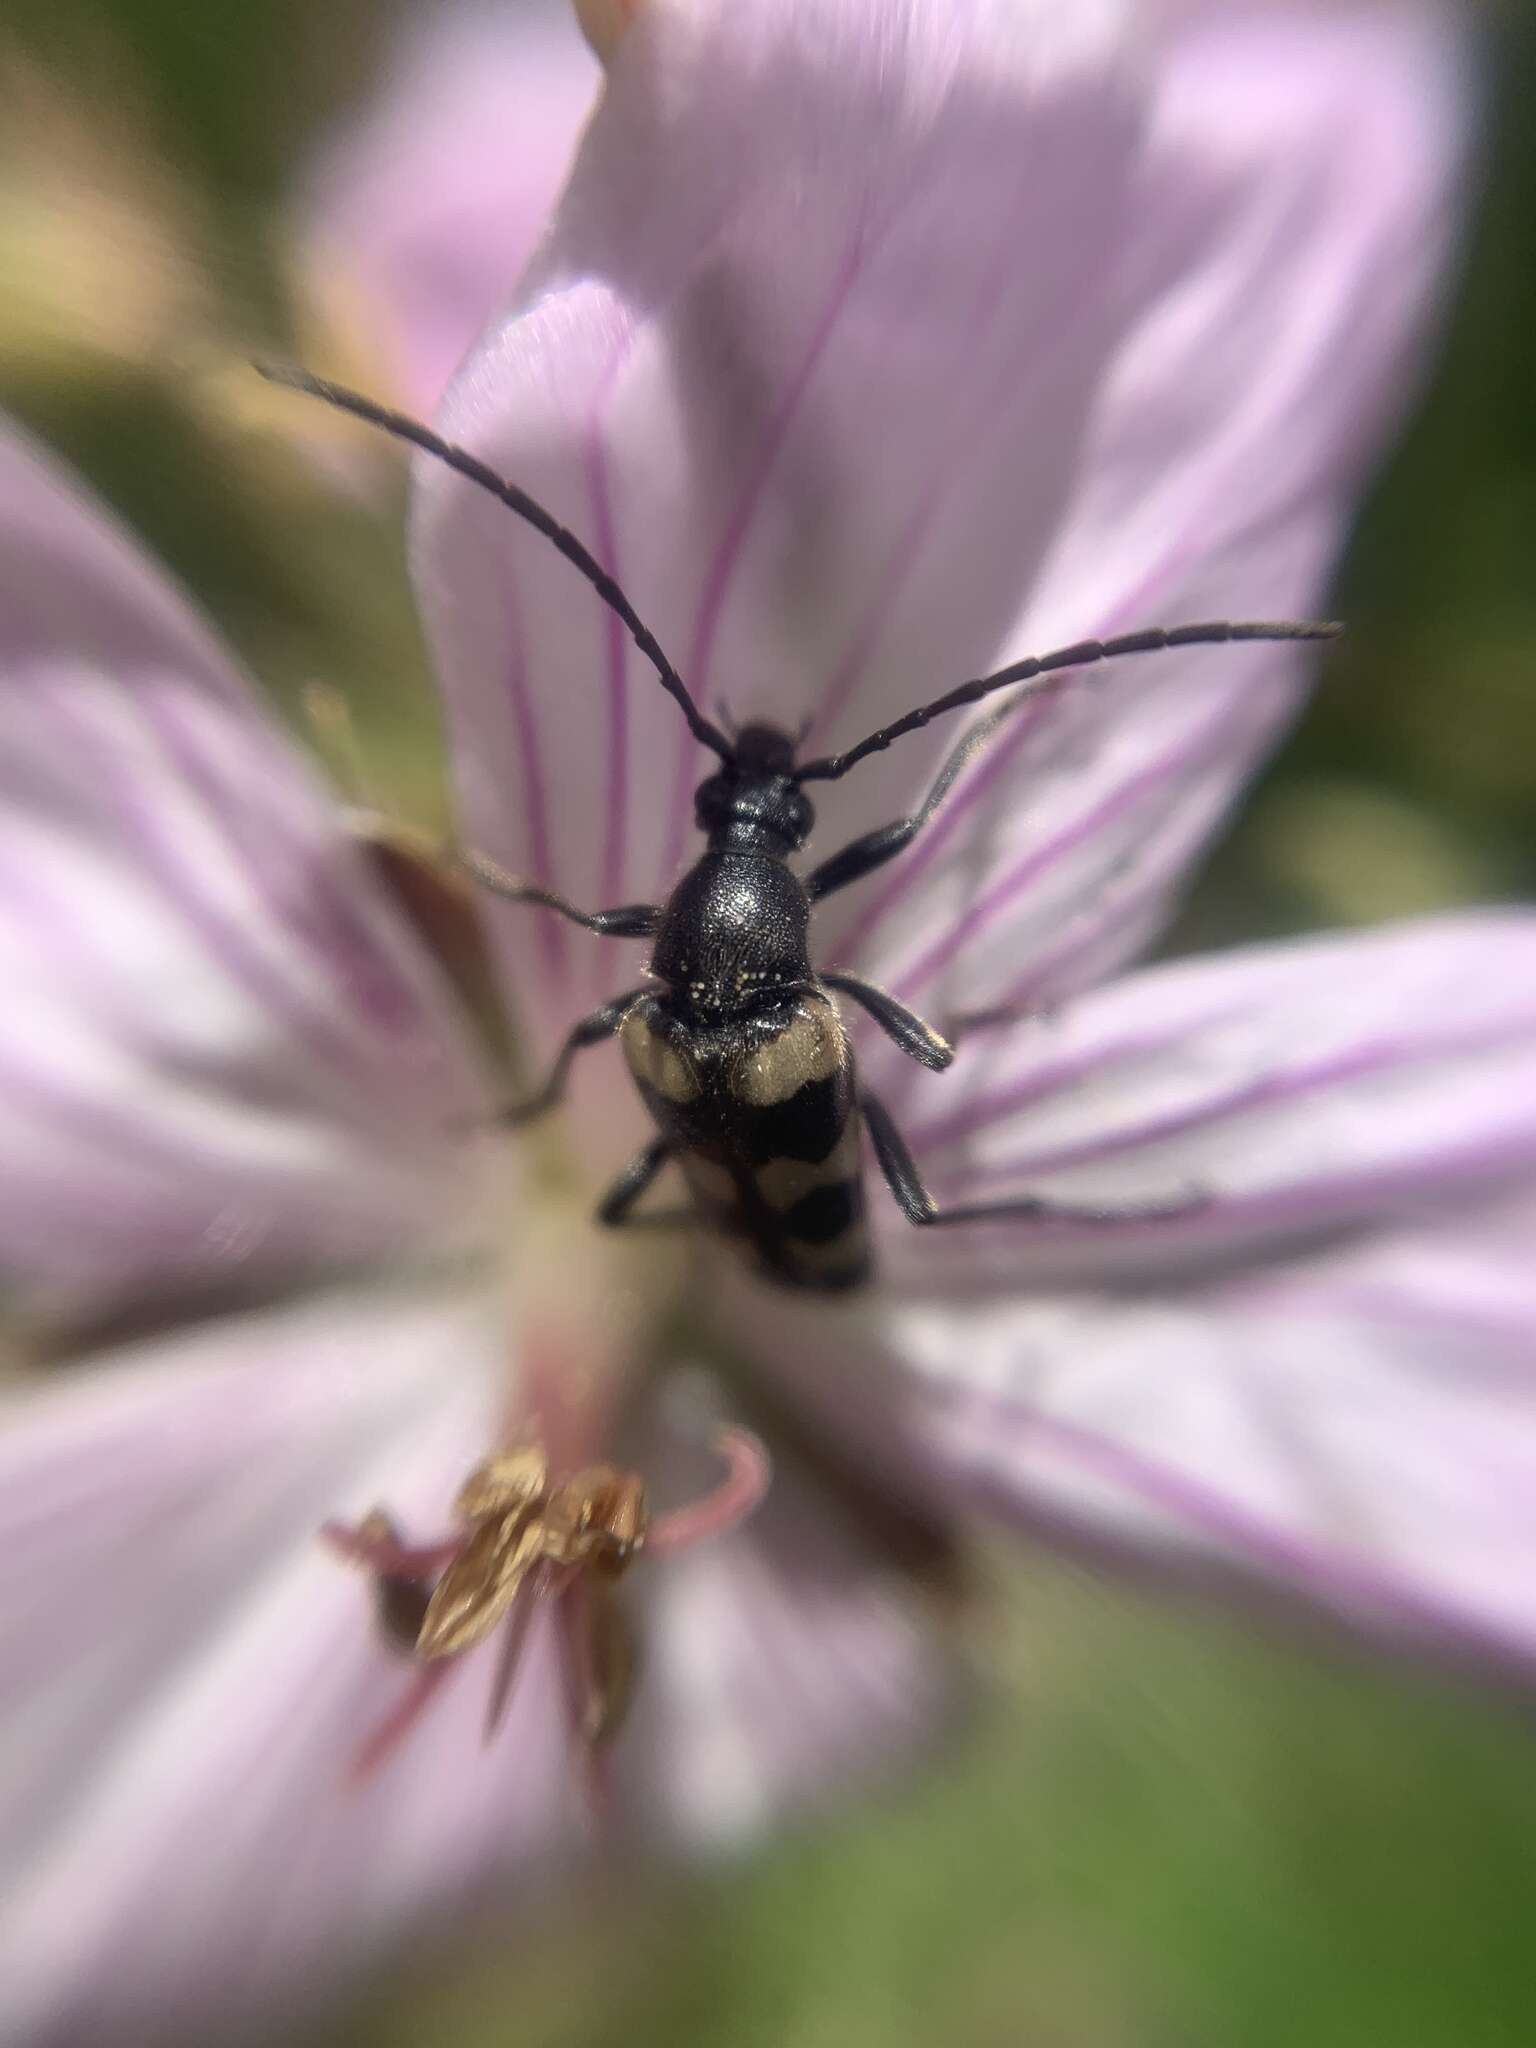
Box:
[597,1137,695,1230]
[861,1091,1203,1229]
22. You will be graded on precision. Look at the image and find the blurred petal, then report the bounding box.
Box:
[750,1191,1536,1683]
[822,0,1470,1014]
[0,1283,573,2048]
[302,1,600,409]
[575,0,644,63]
[860,914,1536,1293]
[617,1379,964,1847]
[412,0,1144,1028]
[0,421,490,1325]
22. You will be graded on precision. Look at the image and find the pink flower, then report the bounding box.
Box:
[4,0,1528,2043]
[399,0,1533,1675]
[301,0,601,409]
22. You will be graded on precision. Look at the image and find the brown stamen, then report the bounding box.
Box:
[324,1428,768,1777]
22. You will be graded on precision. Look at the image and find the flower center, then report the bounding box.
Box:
[325,1427,768,1780]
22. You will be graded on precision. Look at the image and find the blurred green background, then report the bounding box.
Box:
[3,2,1535,2044]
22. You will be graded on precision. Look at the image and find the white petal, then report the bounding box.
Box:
[750,1188,1536,1683]
[0,419,490,1323]
[859,914,1536,1294]
[616,1379,963,1847]
[412,0,1145,1036]
[825,0,1469,1016]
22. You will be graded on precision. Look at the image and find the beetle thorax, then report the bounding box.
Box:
[649,852,813,1016]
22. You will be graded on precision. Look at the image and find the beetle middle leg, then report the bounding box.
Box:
[861,1090,1202,1229]
[500,989,648,1125]
[822,972,952,1071]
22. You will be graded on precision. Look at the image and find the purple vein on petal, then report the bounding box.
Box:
[498,572,567,984]
[964,1406,1536,1679]
[34,680,395,1093]
[886,683,1271,1006]
[802,187,1115,754]
[1229,1282,1536,1385]
[0,1024,296,1196]
[0,847,410,1161]
[915,1126,1536,1255]
[821,679,1067,969]
[936,1015,1536,1182]
[135,682,453,1075]
[902,756,1265,1042]
[586,341,633,930]
[118,681,471,1110]
[910,833,1196,1049]
[907,1013,1248,1154]
[655,234,871,895]
[821,470,1318,974]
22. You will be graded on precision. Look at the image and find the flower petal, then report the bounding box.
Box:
[0,420,489,1325]
[822,0,1470,1013]
[855,914,1536,1292]
[413,0,1464,1045]
[0,1283,574,2047]
[748,1189,1536,1684]
[615,1377,965,1847]
[301,1,601,409]
[412,0,1145,1028]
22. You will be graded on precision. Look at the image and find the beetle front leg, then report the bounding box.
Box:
[803,698,1013,903]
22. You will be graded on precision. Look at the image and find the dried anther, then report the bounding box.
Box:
[331,1446,651,1663]
[421,1452,648,1658]
[322,1428,767,1776]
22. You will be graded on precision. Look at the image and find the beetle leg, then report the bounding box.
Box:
[822,971,952,1070]
[596,1136,693,1229]
[460,849,658,936]
[803,694,1020,902]
[861,1090,1204,1228]
[804,812,924,902]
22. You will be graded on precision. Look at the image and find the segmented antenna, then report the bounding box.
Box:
[254,362,734,764]
[793,618,1343,784]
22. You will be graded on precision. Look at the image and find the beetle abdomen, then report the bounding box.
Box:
[734,1111,870,1290]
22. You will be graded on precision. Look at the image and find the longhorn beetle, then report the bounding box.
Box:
[262,364,1339,1292]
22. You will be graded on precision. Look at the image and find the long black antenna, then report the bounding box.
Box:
[255,362,734,764]
[794,618,1342,784]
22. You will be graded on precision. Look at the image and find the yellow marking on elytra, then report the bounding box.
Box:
[621,1007,699,1103]
[735,999,844,1107]
[753,1125,861,1211]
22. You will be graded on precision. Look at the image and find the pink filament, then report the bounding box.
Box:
[645,1427,771,1557]
[347,1661,457,1785]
